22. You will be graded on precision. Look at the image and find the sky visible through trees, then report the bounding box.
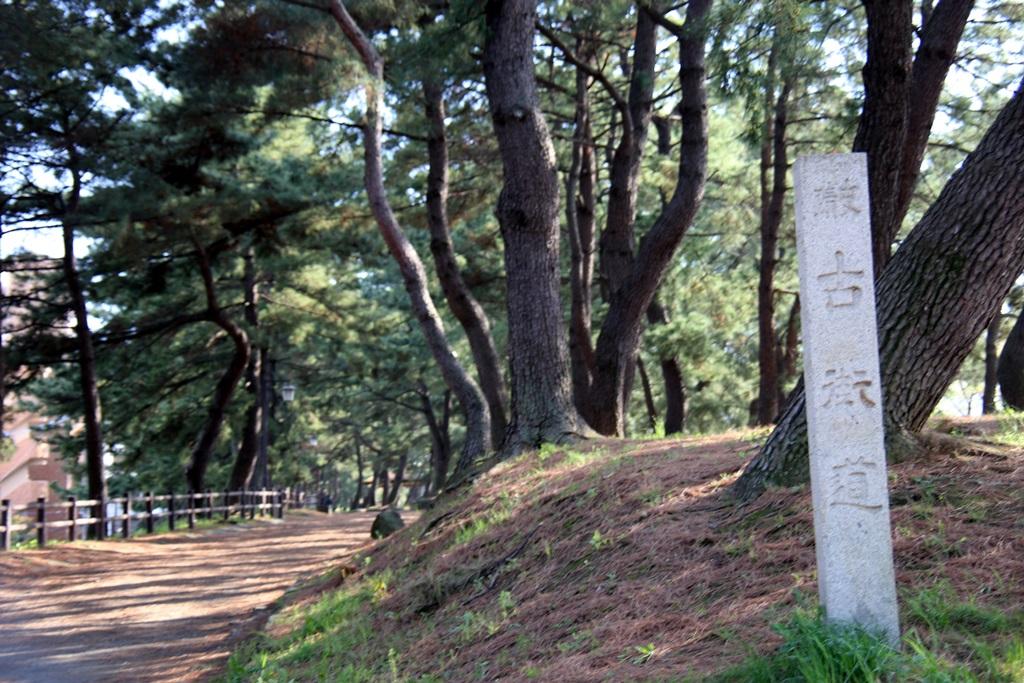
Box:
[1,0,1023,505]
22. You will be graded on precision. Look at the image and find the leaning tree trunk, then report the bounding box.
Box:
[584,0,712,436]
[482,0,590,450]
[185,244,251,492]
[62,166,106,503]
[422,78,508,446]
[997,306,1024,410]
[856,0,974,274]
[735,79,1024,500]
[329,1,491,476]
[893,0,975,232]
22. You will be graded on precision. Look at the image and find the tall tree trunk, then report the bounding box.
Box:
[893,0,975,230]
[856,0,974,274]
[364,467,377,507]
[421,385,452,495]
[776,294,801,411]
[584,0,712,435]
[756,77,792,425]
[854,0,914,277]
[185,243,251,492]
[735,79,1024,500]
[982,311,1001,413]
[386,451,407,506]
[597,8,658,298]
[255,349,272,488]
[646,300,686,434]
[997,306,1024,410]
[555,9,657,426]
[566,34,598,411]
[636,356,658,432]
[482,0,589,450]
[422,78,509,446]
[62,166,105,502]
[350,441,364,510]
[229,248,262,490]
[329,1,491,474]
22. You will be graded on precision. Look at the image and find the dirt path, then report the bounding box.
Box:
[0,510,388,682]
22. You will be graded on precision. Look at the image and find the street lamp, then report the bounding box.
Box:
[281,383,296,402]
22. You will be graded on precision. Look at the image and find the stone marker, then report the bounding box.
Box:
[794,153,900,644]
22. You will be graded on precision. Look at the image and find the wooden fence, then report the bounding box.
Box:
[0,489,290,550]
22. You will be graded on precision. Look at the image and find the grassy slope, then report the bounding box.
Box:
[224,425,1024,682]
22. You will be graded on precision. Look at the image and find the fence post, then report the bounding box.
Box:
[67,496,77,542]
[145,492,154,534]
[96,494,107,540]
[204,489,212,520]
[222,489,230,521]
[1,499,10,550]
[122,493,131,538]
[241,488,248,519]
[187,490,196,530]
[278,489,285,518]
[36,497,47,548]
[249,489,256,520]
[258,490,265,517]
[168,491,176,531]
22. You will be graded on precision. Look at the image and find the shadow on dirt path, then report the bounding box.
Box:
[0,510,393,682]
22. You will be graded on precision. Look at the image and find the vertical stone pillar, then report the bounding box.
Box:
[795,153,900,644]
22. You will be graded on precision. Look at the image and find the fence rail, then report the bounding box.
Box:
[0,489,291,550]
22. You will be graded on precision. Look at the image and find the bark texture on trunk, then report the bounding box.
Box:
[62,191,106,502]
[566,35,598,412]
[598,8,658,298]
[482,0,589,450]
[229,248,261,490]
[422,78,508,447]
[853,0,913,276]
[350,441,364,510]
[646,300,686,434]
[330,1,491,474]
[636,356,658,431]
[584,0,712,436]
[982,311,1000,413]
[998,307,1024,410]
[255,348,272,488]
[386,451,407,506]
[422,387,452,495]
[735,80,1024,500]
[855,0,974,274]
[756,77,791,425]
[186,245,251,492]
[893,0,975,230]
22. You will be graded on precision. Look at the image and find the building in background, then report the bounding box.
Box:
[0,267,76,505]
[0,408,73,505]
